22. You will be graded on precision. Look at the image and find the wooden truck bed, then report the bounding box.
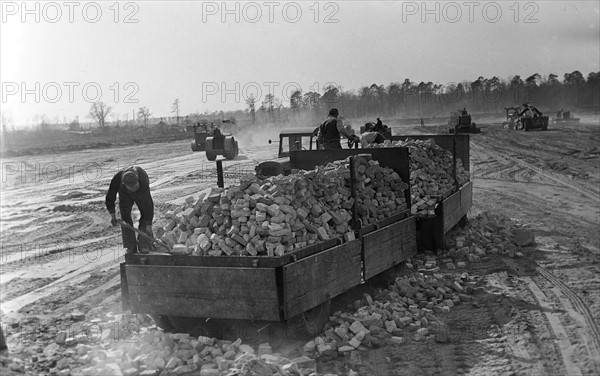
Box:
[122,216,416,321]
[122,149,417,322]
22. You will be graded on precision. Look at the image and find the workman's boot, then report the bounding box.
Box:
[121,221,138,254]
[125,245,138,254]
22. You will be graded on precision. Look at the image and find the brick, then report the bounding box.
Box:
[317,227,329,240]
[349,337,362,348]
[349,321,369,335]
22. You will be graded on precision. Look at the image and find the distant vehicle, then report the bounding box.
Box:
[255,127,319,178]
[503,104,549,131]
[191,120,237,153]
[205,127,239,161]
[448,108,481,133]
[552,109,580,124]
[360,121,392,140]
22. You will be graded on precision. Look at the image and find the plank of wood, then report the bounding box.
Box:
[442,189,462,233]
[120,263,130,311]
[359,210,409,236]
[363,216,417,280]
[125,265,281,321]
[282,240,362,319]
[460,181,473,215]
[129,294,280,321]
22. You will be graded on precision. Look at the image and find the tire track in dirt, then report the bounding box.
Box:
[471,139,599,201]
[523,276,583,375]
[537,266,600,368]
[2,246,124,315]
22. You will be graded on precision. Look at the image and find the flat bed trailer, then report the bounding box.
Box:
[121,137,471,334]
[121,149,417,335]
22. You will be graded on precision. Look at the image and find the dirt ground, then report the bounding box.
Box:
[1,116,599,375]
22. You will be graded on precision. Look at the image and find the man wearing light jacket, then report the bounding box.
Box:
[105,165,154,254]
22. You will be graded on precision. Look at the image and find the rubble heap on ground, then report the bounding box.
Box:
[445,212,527,261]
[155,155,408,256]
[309,269,480,355]
[366,138,469,216]
[15,311,322,376]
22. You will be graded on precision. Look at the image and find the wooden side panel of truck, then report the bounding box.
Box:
[124,265,281,321]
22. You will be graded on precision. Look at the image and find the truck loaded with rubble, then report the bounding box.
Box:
[120,134,472,339]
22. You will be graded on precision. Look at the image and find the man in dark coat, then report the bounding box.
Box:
[318,108,358,150]
[106,165,154,253]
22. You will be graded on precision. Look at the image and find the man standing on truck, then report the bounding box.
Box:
[318,108,359,150]
[106,165,154,254]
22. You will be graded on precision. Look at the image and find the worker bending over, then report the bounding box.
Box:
[106,165,154,254]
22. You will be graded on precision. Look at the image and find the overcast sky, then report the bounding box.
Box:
[1,0,599,126]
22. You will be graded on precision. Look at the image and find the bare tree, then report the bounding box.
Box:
[137,107,152,126]
[246,94,256,123]
[171,99,180,125]
[89,101,112,127]
[263,94,275,122]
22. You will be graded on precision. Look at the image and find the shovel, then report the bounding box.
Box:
[117,220,172,253]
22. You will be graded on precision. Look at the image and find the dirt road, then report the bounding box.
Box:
[1,117,599,375]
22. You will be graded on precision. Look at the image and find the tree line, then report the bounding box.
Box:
[259,70,599,123]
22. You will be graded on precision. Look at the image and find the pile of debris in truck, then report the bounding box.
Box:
[364,138,469,216]
[154,155,408,257]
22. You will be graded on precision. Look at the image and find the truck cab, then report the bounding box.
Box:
[256,127,319,177]
[276,127,320,157]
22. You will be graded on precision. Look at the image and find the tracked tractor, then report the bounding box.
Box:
[190,121,213,152]
[449,108,480,133]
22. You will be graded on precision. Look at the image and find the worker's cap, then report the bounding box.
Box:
[122,170,139,191]
[328,108,339,117]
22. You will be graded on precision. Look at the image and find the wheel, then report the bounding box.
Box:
[287,300,331,338]
[206,152,217,161]
[224,138,237,160]
[191,142,200,152]
[168,316,202,333]
[150,315,175,332]
[515,120,524,131]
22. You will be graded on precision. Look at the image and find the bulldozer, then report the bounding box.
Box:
[503,104,549,131]
[449,108,480,133]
